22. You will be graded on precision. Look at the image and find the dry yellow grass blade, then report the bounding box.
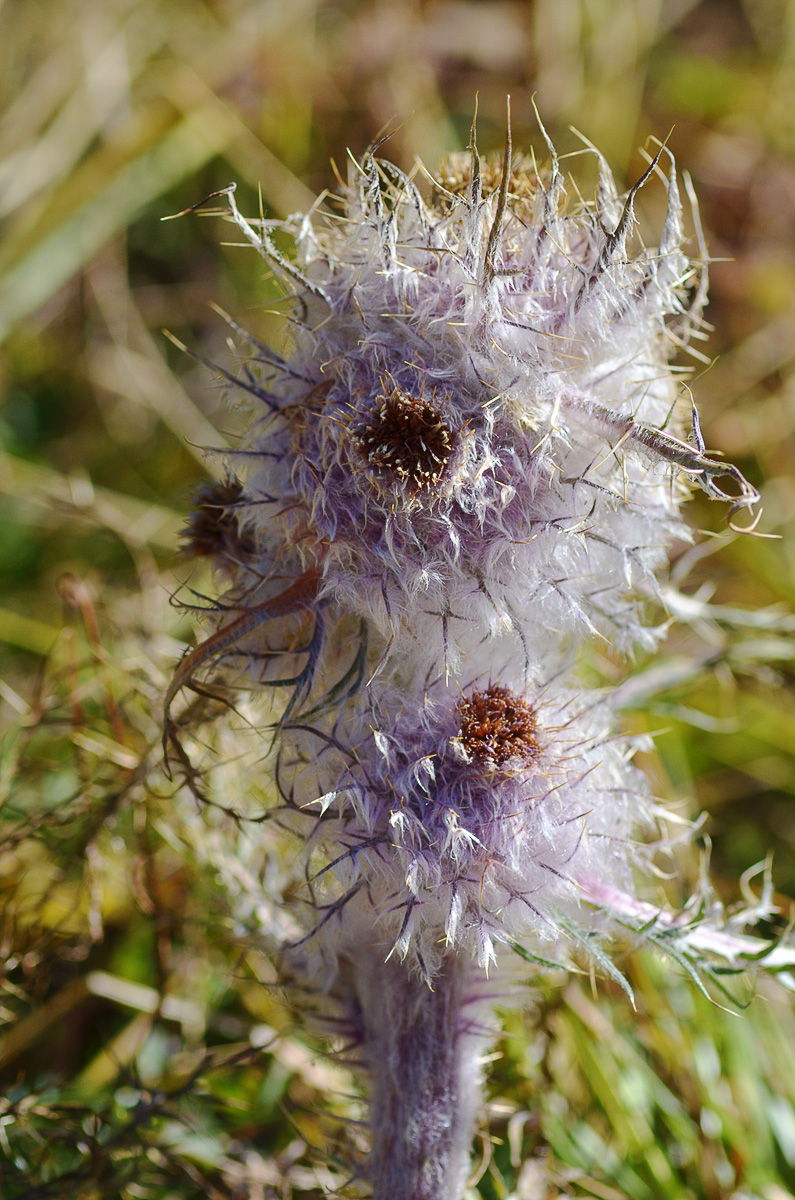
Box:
[0,448,183,553]
[0,107,233,342]
[0,0,318,344]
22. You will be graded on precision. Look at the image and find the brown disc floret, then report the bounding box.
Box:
[355,386,455,494]
[180,478,253,562]
[457,684,540,767]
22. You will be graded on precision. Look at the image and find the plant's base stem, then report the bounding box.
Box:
[349,950,485,1200]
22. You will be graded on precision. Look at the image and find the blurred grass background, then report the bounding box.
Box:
[2,0,795,1196]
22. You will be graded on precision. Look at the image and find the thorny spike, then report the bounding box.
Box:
[596,158,622,229]
[378,160,430,236]
[468,95,482,210]
[209,302,287,367]
[210,307,317,381]
[459,99,484,276]
[690,399,706,453]
[361,149,384,225]
[658,159,683,257]
[222,183,333,305]
[482,96,513,284]
[570,126,621,230]
[163,330,280,411]
[362,135,394,223]
[574,146,666,312]
[602,146,665,263]
[532,97,562,218]
[681,171,710,336]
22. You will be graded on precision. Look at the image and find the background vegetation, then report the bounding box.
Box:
[2,0,795,1196]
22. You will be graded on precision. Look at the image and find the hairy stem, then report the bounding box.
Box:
[351,950,484,1200]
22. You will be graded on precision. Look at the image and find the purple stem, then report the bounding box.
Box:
[351,950,484,1200]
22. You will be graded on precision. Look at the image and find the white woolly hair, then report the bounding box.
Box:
[205,126,756,681]
[286,668,659,981]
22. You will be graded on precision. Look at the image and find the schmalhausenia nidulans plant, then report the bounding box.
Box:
[166,114,764,1199]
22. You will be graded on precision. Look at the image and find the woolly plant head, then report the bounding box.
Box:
[275,667,658,982]
[167,116,760,995]
[188,121,757,687]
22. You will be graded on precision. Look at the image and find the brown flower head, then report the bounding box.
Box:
[457,684,540,767]
[354,386,456,495]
